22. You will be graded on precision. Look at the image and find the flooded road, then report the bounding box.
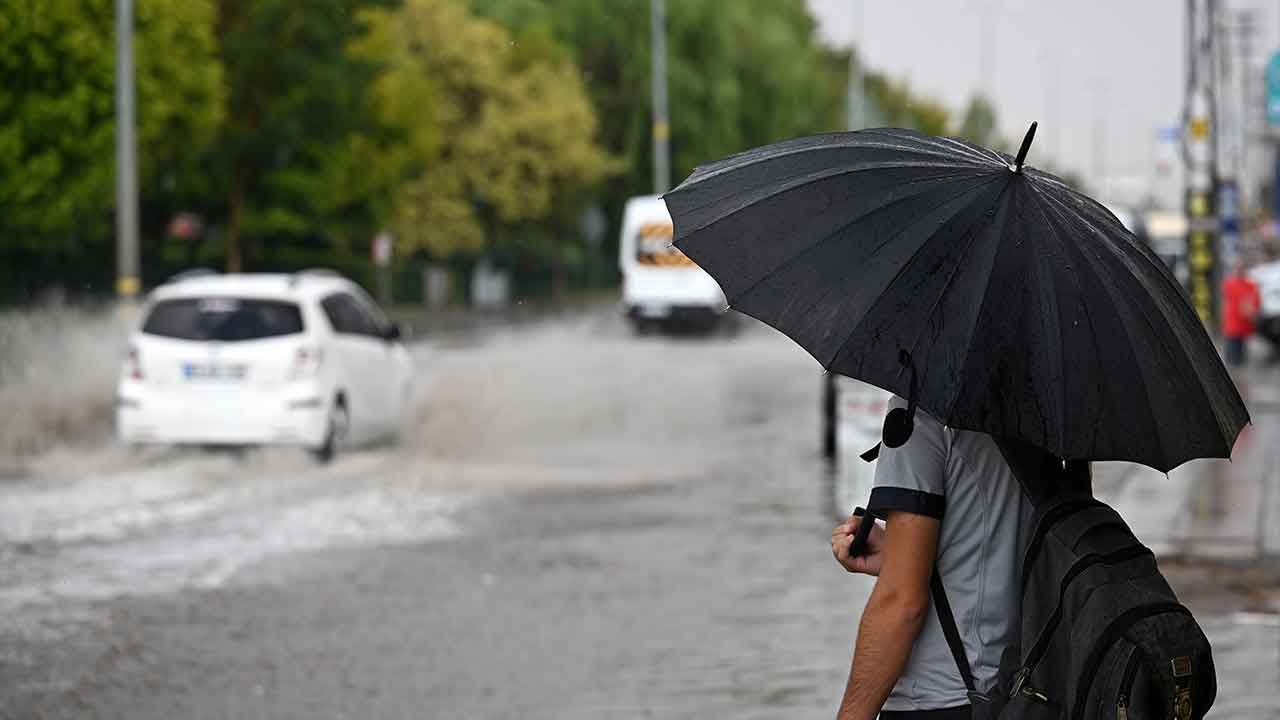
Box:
[1,308,871,718]
[1,307,1276,718]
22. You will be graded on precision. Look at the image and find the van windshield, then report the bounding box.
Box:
[634,220,694,266]
[142,298,305,341]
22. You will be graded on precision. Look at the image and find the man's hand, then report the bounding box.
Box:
[831,513,885,576]
[836,511,940,720]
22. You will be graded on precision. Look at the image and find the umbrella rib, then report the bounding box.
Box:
[1017,187,1074,456]
[677,164,991,237]
[925,134,1010,167]
[683,132,1003,186]
[1046,182,1188,300]
[863,128,1001,166]
[721,176,1003,308]
[825,176,1010,376]
[940,184,1020,430]
[895,179,1017,398]
[1035,188,1172,468]
[1033,192,1119,461]
[1034,185,1239,461]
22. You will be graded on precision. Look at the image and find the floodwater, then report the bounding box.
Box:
[0,306,1276,718]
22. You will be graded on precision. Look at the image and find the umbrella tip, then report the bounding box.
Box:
[1013,121,1038,172]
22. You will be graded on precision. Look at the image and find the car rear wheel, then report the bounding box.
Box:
[312,397,349,463]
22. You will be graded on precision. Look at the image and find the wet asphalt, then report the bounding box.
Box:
[1,308,1277,719]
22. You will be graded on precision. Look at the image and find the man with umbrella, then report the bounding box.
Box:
[664,124,1246,719]
[826,400,1031,720]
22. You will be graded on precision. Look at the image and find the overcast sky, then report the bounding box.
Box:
[805,0,1280,203]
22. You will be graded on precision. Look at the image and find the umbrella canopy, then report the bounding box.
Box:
[664,126,1248,472]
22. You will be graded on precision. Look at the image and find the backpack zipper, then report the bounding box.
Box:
[1117,647,1141,720]
[1071,603,1192,720]
[1021,498,1105,593]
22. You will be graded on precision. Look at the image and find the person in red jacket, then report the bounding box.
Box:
[1222,257,1261,368]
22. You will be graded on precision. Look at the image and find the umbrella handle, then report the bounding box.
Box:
[849,506,876,558]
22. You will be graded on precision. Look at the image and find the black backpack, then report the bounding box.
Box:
[921,440,1217,720]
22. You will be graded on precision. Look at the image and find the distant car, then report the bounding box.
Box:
[1250,261,1280,347]
[618,194,728,333]
[116,270,413,461]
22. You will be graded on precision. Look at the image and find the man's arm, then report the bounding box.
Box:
[835,511,940,720]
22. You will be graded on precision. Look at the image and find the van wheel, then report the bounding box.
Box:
[631,317,657,336]
[312,397,349,463]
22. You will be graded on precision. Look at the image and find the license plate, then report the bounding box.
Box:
[182,362,247,380]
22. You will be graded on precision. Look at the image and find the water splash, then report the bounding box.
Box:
[0,303,128,461]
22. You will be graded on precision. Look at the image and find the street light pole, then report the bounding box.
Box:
[847,1,864,131]
[115,0,140,299]
[650,0,670,195]
[1184,0,1219,327]
[1092,81,1108,196]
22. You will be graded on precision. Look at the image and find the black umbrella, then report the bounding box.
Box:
[664,125,1248,472]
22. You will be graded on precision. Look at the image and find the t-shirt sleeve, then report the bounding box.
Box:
[868,395,948,519]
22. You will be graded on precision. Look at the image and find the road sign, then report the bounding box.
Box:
[1219,180,1240,271]
[372,232,393,267]
[1267,51,1280,128]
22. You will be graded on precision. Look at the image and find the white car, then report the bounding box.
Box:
[1250,260,1280,347]
[116,270,414,460]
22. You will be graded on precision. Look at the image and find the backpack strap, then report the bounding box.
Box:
[931,570,987,704]
[927,437,1088,707]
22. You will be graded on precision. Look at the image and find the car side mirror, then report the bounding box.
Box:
[383,323,402,341]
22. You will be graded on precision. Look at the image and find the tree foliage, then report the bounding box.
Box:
[470,0,846,204]
[351,0,615,259]
[0,0,224,254]
[860,71,950,137]
[211,0,390,271]
[0,0,989,301]
[956,94,999,149]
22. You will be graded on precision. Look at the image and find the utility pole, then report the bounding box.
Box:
[1184,0,1219,327]
[847,1,864,131]
[1213,8,1257,271]
[828,2,865,462]
[650,0,670,195]
[1092,80,1108,197]
[115,0,140,299]
[1226,9,1259,212]
[1041,48,1061,165]
[973,0,999,98]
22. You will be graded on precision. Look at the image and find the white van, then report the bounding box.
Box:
[618,195,727,331]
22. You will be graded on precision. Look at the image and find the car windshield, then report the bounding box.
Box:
[141,297,305,341]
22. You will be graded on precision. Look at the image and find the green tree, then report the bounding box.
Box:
[350,0,615,259]
[854,67,950,136]
[211,0,388,272]
[0,0,224,256]
[956,94,999,149]
[470,0,846,213]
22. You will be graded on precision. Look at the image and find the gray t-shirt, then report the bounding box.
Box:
[869,396,1033,712]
